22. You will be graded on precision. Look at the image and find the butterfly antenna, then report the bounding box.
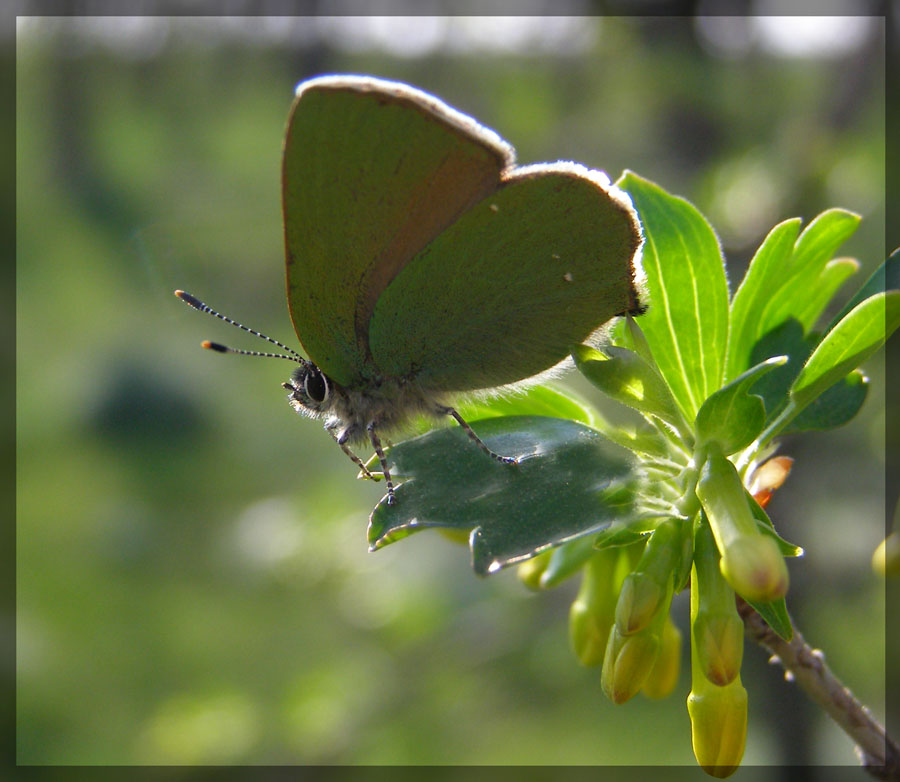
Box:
[174,290,304,360]
[200,340,304,363]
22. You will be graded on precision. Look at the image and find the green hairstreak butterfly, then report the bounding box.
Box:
[176,74,644,505]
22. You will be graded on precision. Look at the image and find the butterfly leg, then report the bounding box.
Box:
[436,405,518,465]
[366,422,395,505]
[326,426,376,480]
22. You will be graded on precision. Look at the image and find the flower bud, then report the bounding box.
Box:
[569,549,620,666]
[517,549,552,591]
[614,518,689,635]
[570,598,608,667]
[692,611,744,686]
[697,449,789,603]
[719,534,788,603]
[642,614,682,699]
[615,573,663,635]
[687,678,748,778]
[601,624,660,705]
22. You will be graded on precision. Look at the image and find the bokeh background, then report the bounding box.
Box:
[17,13,887,768]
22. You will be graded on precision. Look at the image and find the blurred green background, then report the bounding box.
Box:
[17,14,886,767]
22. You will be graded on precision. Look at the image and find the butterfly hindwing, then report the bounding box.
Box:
[367,165,642,391]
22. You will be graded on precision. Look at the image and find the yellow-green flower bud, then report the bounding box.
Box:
[692,611,744,687]
[601,624,661,705]
[517,549,552,591]
[692,518,745,686]
[642,613,682,699]
[613,518,689,636]
[687,678,748,778]
[615,572,664,635]
[569,549,620,666]
[570,598,608,667]
[697,448,789,603]
[689,545,748,778]
[719,534,788,603]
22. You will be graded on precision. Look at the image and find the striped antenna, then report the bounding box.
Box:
[201,340,303,364]
[174,290,304,360]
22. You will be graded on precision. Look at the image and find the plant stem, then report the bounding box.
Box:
[735,401,799,474]
[736,598,898,779]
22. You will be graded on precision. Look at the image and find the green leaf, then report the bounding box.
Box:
[619,315,658,366]
[573,344,683,429]
[791,209,860,280]
[793,257,859,332]
[695,356,787,454]
[456,383,601,428]
[726,218,802,380]
[747,494,803,558]
[746,319,811,421]
[725,210,860,381]
[747,312,876,440]
[398,383,604,441]
[826,248,900,332]
[784,370,868,433]
[596,419,673,460]
[368,416,641,576]
[619,172,730,420]
[745,597,793,641]
[754,209,860,343]
[790,291,900,411]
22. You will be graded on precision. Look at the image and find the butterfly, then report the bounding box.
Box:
[176,74,643,505]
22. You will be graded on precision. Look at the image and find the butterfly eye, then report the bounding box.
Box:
[304,368,329,403]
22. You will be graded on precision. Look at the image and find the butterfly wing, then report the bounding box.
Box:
[368,164,643,391]
[283,75,513,387]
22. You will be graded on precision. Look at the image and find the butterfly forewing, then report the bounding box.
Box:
[368,166,642,391]
[283,76,513,388]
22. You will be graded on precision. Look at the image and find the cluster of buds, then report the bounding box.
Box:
[518,452,794,777]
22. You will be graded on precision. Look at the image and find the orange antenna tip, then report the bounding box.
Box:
[175,290,205,310]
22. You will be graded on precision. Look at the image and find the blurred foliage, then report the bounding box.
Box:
[16,15,885,766]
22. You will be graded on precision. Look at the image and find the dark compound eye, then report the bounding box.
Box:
[304,368,328,403]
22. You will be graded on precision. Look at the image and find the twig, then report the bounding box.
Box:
[737,598,898,780]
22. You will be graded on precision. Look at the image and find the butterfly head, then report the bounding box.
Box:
[284,362,335,417]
